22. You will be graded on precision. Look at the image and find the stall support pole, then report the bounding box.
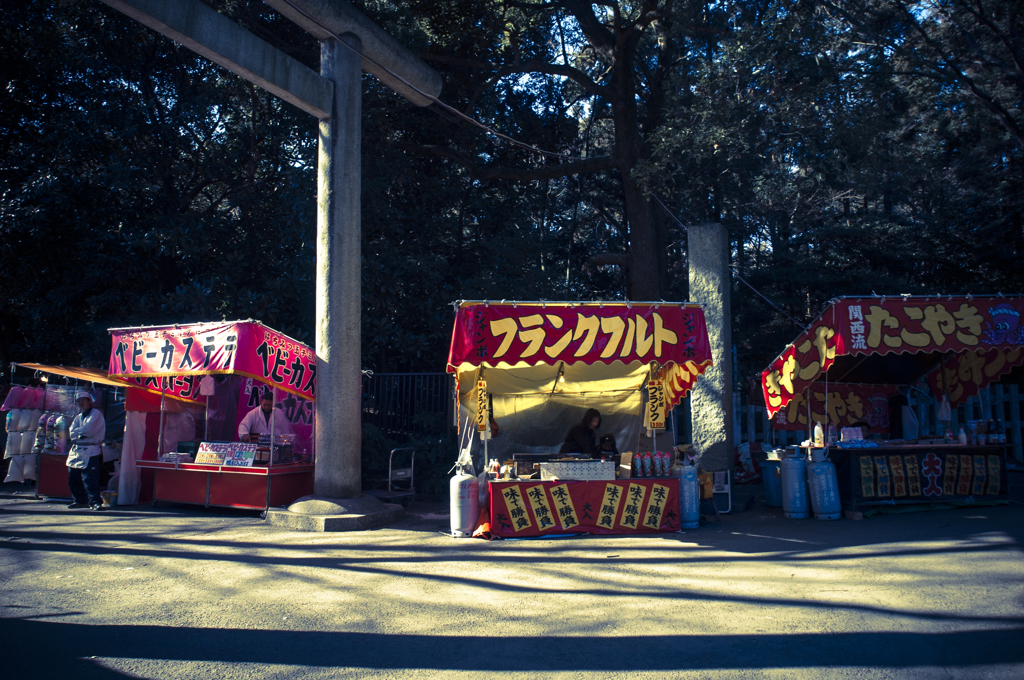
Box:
[157,387,166,463]
[1011,384,1023,462]
[314,33,363,499]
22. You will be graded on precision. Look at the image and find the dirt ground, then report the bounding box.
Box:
[1,472,1022,679]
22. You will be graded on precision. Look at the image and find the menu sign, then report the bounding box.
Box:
[224,445,258,467]
[194,442,258,467]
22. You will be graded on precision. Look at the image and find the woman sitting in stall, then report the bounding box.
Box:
[558,408,601,456]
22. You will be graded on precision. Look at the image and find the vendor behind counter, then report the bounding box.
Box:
[559,408,602,456]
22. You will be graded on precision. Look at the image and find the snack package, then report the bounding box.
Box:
[642,451,653,478]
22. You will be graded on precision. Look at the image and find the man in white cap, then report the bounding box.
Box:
[67,391,106,510]
[237,389,292,443]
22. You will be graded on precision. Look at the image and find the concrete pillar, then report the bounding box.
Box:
[315,34,362,499]
[688,223,733,471]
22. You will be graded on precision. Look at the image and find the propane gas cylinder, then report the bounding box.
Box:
[781,453,809,519]
[450,466,479,538]
[678,463,701,529]
[807,459,842,520]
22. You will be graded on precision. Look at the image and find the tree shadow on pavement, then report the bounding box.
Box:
[1,618,1022,675]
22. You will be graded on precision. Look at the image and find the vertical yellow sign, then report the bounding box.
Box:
[986,455,1001,495]
[642,483,669,530]
[476,379,488,432]
[943,454,959,496]
[859,455,875,497]
[597,483,625,529]
[956,455,972,495]
[523,485,557,532]
[904,455,922,496]
[971,455,986,495]
[548,483,579,531]
[873,457,891,497]
[888,455,907,497]
[501,485,533,533]
[647,379,666,430]
[621,483,648,529]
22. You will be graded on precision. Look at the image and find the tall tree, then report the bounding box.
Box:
[404,0,740,300]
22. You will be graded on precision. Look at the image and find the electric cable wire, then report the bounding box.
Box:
[278,0,581,161]
[280,0,809,340]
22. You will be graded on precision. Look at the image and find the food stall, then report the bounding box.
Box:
[447,300,713,537]
[3,365,126,497]
[762,295,1020,511]
[106,320,317,511]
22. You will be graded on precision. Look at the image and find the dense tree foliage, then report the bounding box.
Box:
[2,0,1022,388]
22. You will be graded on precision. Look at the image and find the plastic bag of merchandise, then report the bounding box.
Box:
[4,455,25,483]
[1,386,24,412]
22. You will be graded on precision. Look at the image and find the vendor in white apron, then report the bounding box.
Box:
[237,390,292,442]
[67,391,106,510]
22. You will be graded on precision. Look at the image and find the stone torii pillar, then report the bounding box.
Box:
[100,0,441,528]
[688,223,733,473]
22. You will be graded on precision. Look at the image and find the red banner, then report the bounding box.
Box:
[770,383,900,432]
[108,321,316,400]
[448,302,712,370]
[763,297,1024,417]
[487,478,680,537]
[926,347,1024,406]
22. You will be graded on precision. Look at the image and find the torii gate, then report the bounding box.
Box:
[100,0,442,527]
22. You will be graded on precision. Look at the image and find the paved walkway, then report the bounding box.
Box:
[1,474,1023,679]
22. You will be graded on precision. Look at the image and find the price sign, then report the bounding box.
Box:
[223,443,259,467]
[647,379,666,430]
[476,379,488,432]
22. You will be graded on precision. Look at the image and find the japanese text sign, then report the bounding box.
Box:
[448,302,712,370]
[762,297,1024,417]
[927,347,1024,406]
[770,383,899,431]
[646,379,666,430]
[489,478,679,537]
[476,380,488,432]
[109,321,316,401]
[850,450,1006,502]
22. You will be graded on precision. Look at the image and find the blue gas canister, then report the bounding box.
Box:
[761,460,783,507]
[807,459,842,520]
[781,452,809,519]
[678,463,700,529]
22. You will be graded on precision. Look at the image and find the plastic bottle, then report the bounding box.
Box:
[827,423,837,445]
[813,422,824,447]
[958,427,967,446]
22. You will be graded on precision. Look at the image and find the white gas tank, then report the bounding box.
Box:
[450,468,479,538]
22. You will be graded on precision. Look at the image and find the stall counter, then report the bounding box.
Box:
[487,478,680,538]
[36,452,73,499]
[829,444,1008,511]
[136,460,313,511]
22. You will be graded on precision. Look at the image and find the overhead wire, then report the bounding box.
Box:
[652,195,809,332]
[278,0,581,161]
[282,0,808,335]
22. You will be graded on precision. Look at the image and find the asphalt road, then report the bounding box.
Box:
[1,474,1023,680]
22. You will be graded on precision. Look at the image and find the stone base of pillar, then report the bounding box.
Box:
[265,495,404,532]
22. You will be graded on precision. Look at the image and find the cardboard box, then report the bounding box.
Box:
[619,452,633,479]
[539,460,615,481]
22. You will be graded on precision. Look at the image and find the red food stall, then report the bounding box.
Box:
[107,320,317,511]
[762,295,1019,510]
[447,300,713,538]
